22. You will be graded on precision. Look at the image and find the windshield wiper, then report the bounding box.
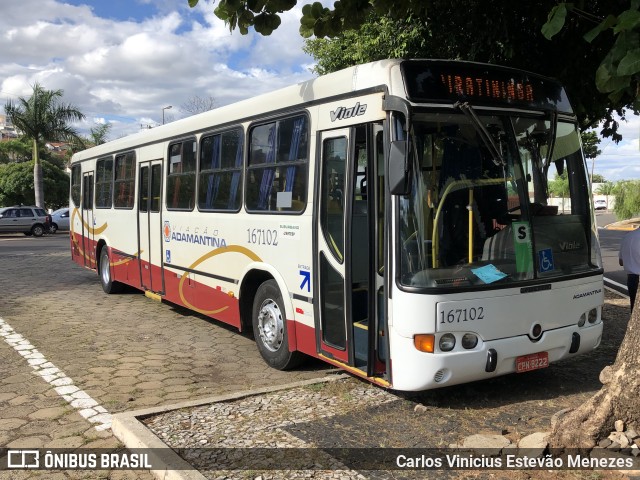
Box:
[454,101,505,167]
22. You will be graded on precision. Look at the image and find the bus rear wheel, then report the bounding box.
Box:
[99,248,123,294]
[252,280,303,370]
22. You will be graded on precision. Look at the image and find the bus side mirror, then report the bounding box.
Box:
[388,140,410,195]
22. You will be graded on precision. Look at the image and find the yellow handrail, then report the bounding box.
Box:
[431,178,510,268]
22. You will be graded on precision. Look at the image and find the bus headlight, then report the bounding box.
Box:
[578,313,586,327]
[461,333,478,349]
[439,333,456,352]
[588,308,598,324]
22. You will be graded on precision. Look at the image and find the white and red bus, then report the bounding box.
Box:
[70,59,604,391]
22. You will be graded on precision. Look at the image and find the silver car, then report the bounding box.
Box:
[50,207,70,233]
[0,206,50,237]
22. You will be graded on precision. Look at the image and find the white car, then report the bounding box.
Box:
[50,208,70,232]
[594,199,607,210]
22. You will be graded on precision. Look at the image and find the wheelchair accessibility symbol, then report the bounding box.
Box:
[538,248,555,273]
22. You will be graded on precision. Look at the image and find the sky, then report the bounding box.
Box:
[0,0,638,181]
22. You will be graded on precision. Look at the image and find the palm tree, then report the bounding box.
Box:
[4,83,85,208]
[88,123,112,146]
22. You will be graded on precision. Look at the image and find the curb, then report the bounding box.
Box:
[111,373,349,480]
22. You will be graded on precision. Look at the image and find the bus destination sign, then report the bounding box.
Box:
[401,60,573,112]
[439,72,534,103]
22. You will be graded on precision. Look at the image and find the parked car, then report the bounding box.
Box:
[50,207,70,233]
[0,205,50,237]
[594,199,607,210]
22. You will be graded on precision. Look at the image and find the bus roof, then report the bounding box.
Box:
[71,59,403,163]
[71,59,570,163]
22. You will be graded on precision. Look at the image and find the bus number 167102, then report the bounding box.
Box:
[440,307,484,324]
[247,228,278,246]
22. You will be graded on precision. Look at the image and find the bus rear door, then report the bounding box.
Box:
[81,171,96,269]
[137,160,164,294]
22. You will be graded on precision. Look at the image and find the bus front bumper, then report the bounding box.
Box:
[388,322,603,391]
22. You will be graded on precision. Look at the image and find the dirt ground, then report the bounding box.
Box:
[277,291,636,479]
[145,290,636,479]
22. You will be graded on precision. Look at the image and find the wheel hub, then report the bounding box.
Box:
[257,299,283,352]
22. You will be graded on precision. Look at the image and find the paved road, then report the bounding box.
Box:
[595,211,630,296]
[0,233,330,478]
[0,213,631,477]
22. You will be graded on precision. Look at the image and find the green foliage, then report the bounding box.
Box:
[4,82,84,207]
[0,160,69,209]
[188,0,637,142]
[596,181,616,195]
[0,137,32,163]
[303,15,429,75]
[542,3,569,39]
[591,173,607,184]
[613,179,640,219]
[542,1,640,119]
[548,171,569,198]
[580,131,602,159]
[80,123,112,149]
[4,83,85,145]
[203,0,296,35]
[303,3,635,142]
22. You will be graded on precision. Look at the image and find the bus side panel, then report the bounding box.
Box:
[70,230,83,267]
[289,320,317,358]
[110,247,141,289]
[161,268,242,329]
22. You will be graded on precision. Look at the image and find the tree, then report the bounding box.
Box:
[180,95,217,116]
[303,15,429,75]
[543,2,640,127]
[0,160,69,209]
[190,0,638,141]
[0,137,32,164]
[612,180,640,219]
[548,171,570,211]
[88,123,112,147]
[596,181,616,195]
[548,171,570,198]
[4,83,85,208]
[303,2,636,140]
[581,131,602,160]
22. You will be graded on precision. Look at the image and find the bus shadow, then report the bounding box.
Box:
[278,302,632,450]
[165,302,332,373]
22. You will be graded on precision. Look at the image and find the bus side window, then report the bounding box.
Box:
[198,128,243,211]
[71,165,82,207]
[246,115,308,213]
[95,156,113,208]
[167,139,196,211]
[114,152,136,209]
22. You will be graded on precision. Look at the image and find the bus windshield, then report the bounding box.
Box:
[398,111,602,289]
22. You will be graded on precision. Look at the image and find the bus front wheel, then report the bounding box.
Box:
[99,248,123,294]
[252,280,302,370]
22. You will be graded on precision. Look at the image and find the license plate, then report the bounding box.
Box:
[516,352,549,373]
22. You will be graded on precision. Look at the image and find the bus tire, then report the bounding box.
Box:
[99,248,123,294]
[252,279,303,370]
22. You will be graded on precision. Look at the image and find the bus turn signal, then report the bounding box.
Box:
[414,334,435,353]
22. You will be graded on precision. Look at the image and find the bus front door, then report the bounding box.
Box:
[81,171,96,269]
[316,125,389,381]
[316,129,352,364]
[137,160,164,294]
